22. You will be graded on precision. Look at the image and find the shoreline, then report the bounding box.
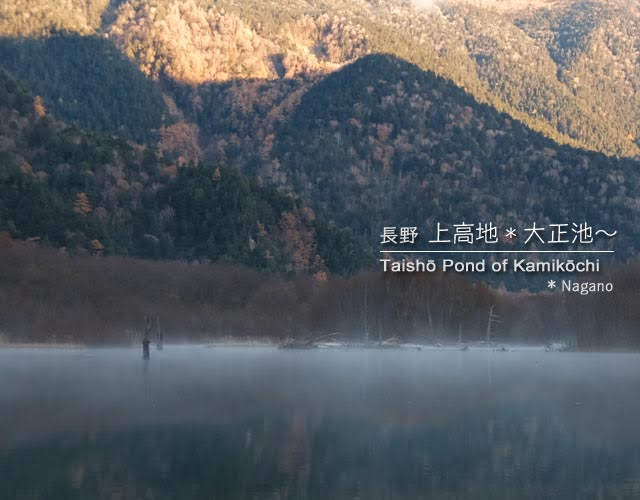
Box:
[1,341,638,354]
[0,343,88,349]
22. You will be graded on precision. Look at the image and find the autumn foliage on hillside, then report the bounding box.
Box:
[3,0,639,157]
[106,0,368,84]
[0,69,366,274]
[268,55,640,259]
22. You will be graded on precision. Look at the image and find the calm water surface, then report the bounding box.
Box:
[1,346,640,500]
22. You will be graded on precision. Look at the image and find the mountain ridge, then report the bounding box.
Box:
[1,0,640,281]
[0,69,367,275]
[3,0,640,157]
[268,53,639,257]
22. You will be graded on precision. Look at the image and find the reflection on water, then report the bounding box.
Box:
[1,346,640,499]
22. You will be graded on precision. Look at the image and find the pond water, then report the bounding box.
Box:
[1,346,639,499]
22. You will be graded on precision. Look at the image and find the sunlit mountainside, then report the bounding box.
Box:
[3,0,639,156]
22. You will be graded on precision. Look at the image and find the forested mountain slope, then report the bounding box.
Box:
[1,0,640,275]
[2,0,638,157]
[0,35,168,142]
[267,55,640,254]
[0,70,365,274]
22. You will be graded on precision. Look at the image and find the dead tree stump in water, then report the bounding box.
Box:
[143,316,152,360]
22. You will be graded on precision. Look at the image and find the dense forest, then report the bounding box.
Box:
[1,0,640,345]
[3,1,637,264]
[271,54,639,255]
[0,70,366,274]
[1,236,638,348]
[0,35,168,142]
[2,0,639,157]
[3,51,636,272]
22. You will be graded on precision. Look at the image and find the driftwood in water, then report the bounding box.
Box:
[279,332,341,349]
[378,336,401,348]
[280,332,416,350]
[279,339,317,349]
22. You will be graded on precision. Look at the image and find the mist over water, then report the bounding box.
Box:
[1,346,640,499]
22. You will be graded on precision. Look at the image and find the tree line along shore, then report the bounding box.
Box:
[1,235,638,349]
